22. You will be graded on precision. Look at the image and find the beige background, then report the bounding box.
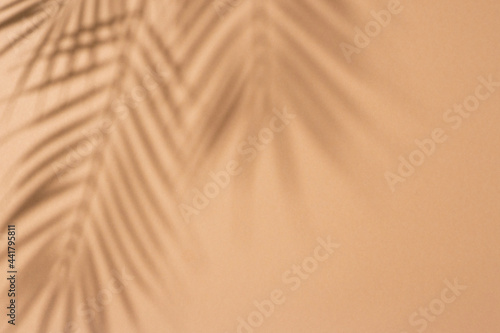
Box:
[1,0,499,332]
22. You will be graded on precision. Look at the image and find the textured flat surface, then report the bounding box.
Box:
[0,0,499,332]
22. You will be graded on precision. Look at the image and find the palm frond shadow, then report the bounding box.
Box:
[0,0,366,331]
[0,0,201,332]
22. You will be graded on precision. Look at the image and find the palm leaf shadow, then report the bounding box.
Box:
[0,0,203,332]
[0,0,357,332]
